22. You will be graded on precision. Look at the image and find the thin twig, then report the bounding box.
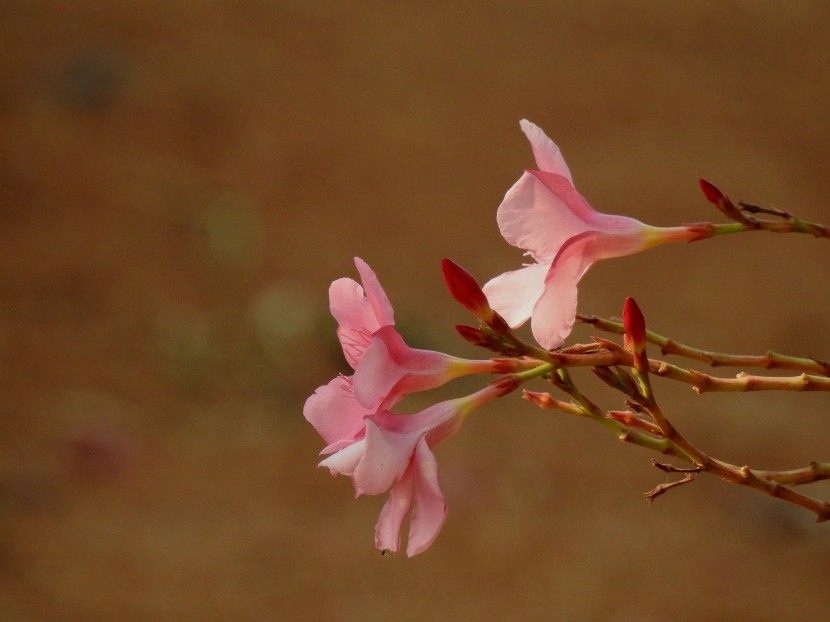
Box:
[644,473,696,506]
[578,314,830,376]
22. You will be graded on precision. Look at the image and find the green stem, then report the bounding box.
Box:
[579,315,830,376]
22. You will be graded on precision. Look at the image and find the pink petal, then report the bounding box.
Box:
[531,230,652,349]
[329,278,378,369]
[318,439,366,477]
[482,262,549,328]
[497,171,596,263]
[352,325,453,410]
[374,463,416,554]
[303,375,370,447]
[405,437,447,556]
[353,418,417,496]
[328,258,395,369]
[519,119,572,182]
[354,257,395,327]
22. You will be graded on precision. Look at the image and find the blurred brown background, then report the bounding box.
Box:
[2,2,830,620]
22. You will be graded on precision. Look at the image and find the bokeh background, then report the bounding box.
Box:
[2,2,830,620]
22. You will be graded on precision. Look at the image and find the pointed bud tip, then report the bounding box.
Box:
[441,258,493,320]
[455,324,488,346]
[622,297,646,352]
[698,179,725,205]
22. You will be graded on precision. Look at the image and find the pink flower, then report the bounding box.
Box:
[483,120,710,350]
[319,379,516,556]
[353,325,505,411]
[305,258,521,555]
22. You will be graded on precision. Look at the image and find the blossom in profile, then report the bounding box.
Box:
[352,325,507,411]
[319,378,517,556]
[305,259,521,555]
[483,120,710,349]
[329,257,395,370]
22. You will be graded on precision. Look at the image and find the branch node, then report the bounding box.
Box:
[651,459,702,474]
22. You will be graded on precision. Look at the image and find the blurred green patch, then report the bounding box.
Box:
[198,194,262,266]
[249,281,317,355]
[154,307,218,383]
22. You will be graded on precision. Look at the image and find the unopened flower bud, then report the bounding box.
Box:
[455,324,489,347]
[523,390,557,409]
[522,390,581,414]
[489,374,520,398]
[442,258,495,322]
[607,410,661,435]
[623,297,646,354]
[698,178,725,206]
[623,297,649,376]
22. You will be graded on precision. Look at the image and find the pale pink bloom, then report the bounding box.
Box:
[484,120,709,349]
[329,257,395,369]
[316,257,502,433]
[304,375,370,454]
[319,379,515,556]
[353,325,504,411]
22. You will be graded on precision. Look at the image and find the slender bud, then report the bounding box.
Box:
[607,410,662,435]
[622,297,646,354]
[441,258,495,322]
[489,374,520,398]
[522,390,580,414]
[698,179,745,222]
[455,324,490,347]
[698,179,725,206]
[623,296,649,377]
[455,324,504,354]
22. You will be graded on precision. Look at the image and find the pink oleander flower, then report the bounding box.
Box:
[304,258,522,555]
[319,378,517,557]
[483,120,711,350]
[303,258,396,458]
[315,256,506,417]
[353,324,506,411]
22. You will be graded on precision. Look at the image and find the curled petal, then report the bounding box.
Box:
[353,418,417,496]
[519,119,573,182]
[329,258,395,369]
[319,439,366,478]
[482,262,549,328]
[329,278,377,368]
[375,462,416,554]
[354,257,395,327]
[405,437,447,557]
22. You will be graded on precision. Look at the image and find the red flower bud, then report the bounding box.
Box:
[698,179,725,206]
[622,297,646,354]
[455,324,489,347]
[441,258,494,321]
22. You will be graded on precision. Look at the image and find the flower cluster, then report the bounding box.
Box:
[304,120,830,555]
[304,122,712,555]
